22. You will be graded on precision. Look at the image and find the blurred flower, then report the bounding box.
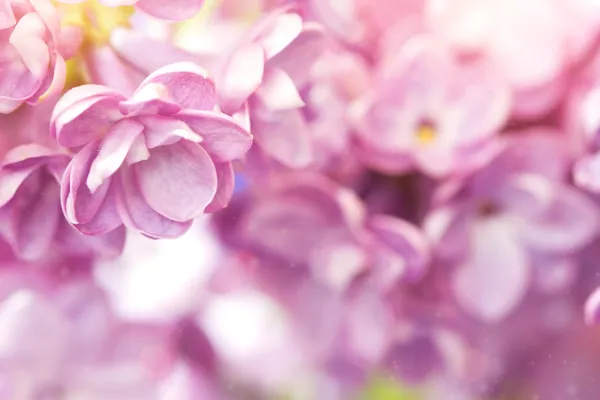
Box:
[0,144,125,261]
[57,0,206,21]
[425,132,599,322]
[352,36,510,177]
[51,62,252,238]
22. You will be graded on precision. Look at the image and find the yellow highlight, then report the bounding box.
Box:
[415,122,437,145]
[57,0,135,46]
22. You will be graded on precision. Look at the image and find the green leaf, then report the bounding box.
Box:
[359,375,422,400]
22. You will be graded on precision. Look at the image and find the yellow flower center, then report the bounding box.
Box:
[57,0,135,46]
[414,121,437,145]
[54,0,134,89]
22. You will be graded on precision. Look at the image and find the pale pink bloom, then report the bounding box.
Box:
[426,0,600,118]
[0,144,125,261]
[57,0,206,20]
[50,62,252,238]
[0,0,66,113]
[218,6,326,168]
[352,36,510,177]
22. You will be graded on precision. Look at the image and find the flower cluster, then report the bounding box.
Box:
[2,0,600,399]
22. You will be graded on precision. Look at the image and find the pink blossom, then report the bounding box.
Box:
[0,144,125,261]
[0,0,66,113]
[57,0,206,21]
[352,36,510,177]
[50,62,252,238]
[218,6,326,168]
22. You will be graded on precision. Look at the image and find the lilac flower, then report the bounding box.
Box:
[0,144,125,261]
[57,0,206,21]
[50,62,252,239]
[425,131,599,322]
[218,6,326,168]
[352,36,510,177]
[0,0,67,113]
[217,173,429,293]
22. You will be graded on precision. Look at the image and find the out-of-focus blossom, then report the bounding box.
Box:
[352,36,510,177]
[50,62,252,238]
[0,0,67,113]
[426,0,600,118]
[57,0,206,21]
[218,6,326,168]
[216,174,429,293]
[0,144,125,261]
[425,132,599,322]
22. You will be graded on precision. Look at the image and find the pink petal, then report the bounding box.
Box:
[83,45,141,96]
[574,153,600,193]
[133,141,218,222]
[268,23,327,88]
[9,12,49,79]
[585,287,600,325]
[51,86,125,148]
[178,110,252,162]
[64,142,111,225]
[1,144,61,170]
[14,175,61,260]
[204,162,234,213]
[257,12,303,59]
[218,43,265,115]
[87,118,145,193]
[367,214,430,283]
[250,107,313,168]
[254,68,305,111]
[452,216,530,322]
[136,0,205,21]
[116,166,193,238]
[118,84,182,117]
[0,1,15,30]
[134,61,216,111]
[0,168,37,207]
[138,115,202,149]
[74,180,123,235]
[519,185,600,254]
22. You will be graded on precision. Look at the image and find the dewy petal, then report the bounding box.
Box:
[178,110,252,162]
[204,162,234,213]
[254,68,305,111]
[116,166,193,238]
[87,118,145,193]
[452,216,530,322]
[133,61,216,111]
[219,43,265,114]
[138,116,202,149]
[136,0,205,21]
[133,141,218,222]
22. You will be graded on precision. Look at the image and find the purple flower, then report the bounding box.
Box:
[217,173,429,293]
[0,0,67,113]
[218,6,326,168]
[50,62,252,239]
[0,144,125,261]
[352,36,510,177]
[425,131,599,322]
